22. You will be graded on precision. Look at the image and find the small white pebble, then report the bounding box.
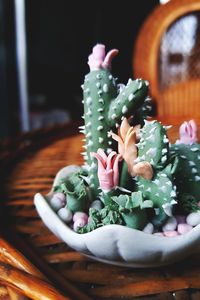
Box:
[162,216,177,232]
[163,230,179,237]
[50,197,63,211]
[143,223,154,234]
[177,223,193,235]
[73,212,88,223]
[73,218,88,232]
[186,211,200,226]
[50,193,66,211]
[57,208,72,223]
[55,192,66,201]
[90,200,103,210]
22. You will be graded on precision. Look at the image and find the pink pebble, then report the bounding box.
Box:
[73,212,88,223]
[177,223,193,235]
[73,218,88,232]
[153,232,164,236]
[163,231,179,237]
[198,201,200,208]
[175,215,186,224]
[55,192,66,201]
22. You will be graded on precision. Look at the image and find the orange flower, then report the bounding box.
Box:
[111,118,153,180]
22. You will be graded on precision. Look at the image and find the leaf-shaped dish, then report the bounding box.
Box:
[34,165,200,268]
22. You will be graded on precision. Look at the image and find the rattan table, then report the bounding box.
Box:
[1,122,200,300]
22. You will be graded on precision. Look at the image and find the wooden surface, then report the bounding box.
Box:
[1,122,200,300]
[133,0,200,125]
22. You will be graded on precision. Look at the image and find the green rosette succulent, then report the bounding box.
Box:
[112,191,153,230]
[53,170,90,213]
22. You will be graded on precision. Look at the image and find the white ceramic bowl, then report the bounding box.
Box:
[34,165,200,268]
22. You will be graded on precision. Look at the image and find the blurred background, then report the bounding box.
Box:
[0,0,159,139]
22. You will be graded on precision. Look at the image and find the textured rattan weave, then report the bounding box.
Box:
[1,122,200,300]
[133,0,200,125]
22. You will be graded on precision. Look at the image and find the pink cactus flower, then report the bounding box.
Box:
[91,148,122,192]
[178,120,198,145]
[88,44,119,71]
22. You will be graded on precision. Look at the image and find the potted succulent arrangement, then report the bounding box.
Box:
[34,44,200,267]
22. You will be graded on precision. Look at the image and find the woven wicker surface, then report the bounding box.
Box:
[133,0,200,125]
[1,122,200,300]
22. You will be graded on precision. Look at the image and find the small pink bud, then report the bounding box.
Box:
[73,212,88,223]
[177,223,193,235]
[163,230,179,237]
[178,120,198,145]
[92,44,105,60]
[87,44,119,71]
[73,218,88,232]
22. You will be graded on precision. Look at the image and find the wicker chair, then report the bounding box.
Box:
[133,0,200,125]
[0,123,200,300]
[1,122,200,299]
[2,2,200,296]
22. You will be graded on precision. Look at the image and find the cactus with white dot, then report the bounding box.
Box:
[135,121,179,226]
[81,44,148,197]
[171,143,200,203]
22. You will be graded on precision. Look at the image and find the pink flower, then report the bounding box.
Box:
[91,149,122,191]
[88,44,119,71]
[178,120,198,145]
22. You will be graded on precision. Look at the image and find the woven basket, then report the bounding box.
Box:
[1,122,200,300]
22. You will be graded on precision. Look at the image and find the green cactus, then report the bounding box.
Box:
[81,46,148,198]
[170,143,200,203]
[135,121,178,226]
[136,120,170,167]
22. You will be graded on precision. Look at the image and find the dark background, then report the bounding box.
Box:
[0,0,158,139]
